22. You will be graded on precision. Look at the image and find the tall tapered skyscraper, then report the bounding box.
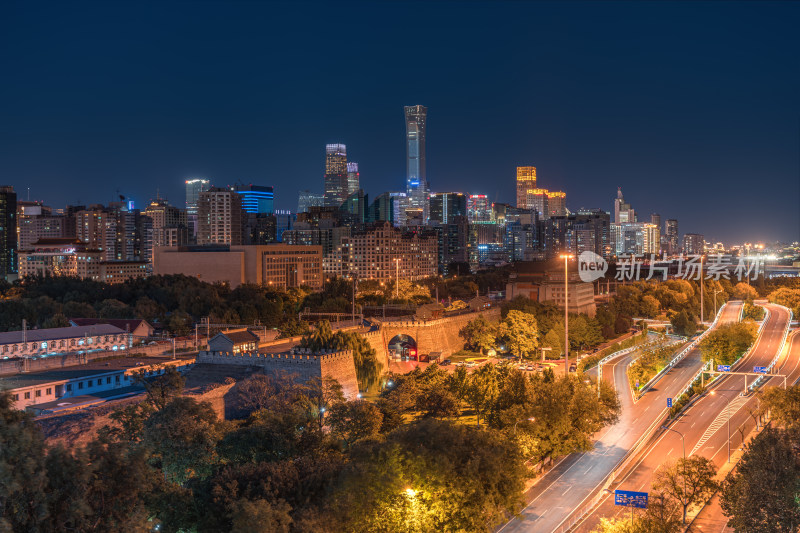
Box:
[324,144,348,207]
[405,105,429,224]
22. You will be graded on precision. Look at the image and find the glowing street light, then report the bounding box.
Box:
[559,254,574,376]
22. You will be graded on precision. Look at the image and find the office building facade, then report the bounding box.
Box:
[237,185,274,214]
[683,233,705,255]
[516,166,537,208]
[430,192,467,225]
[404,105,429,223]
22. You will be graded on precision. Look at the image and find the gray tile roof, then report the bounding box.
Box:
[0,324,126,345]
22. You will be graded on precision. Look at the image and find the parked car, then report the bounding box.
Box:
[526,364,534,371]
[442,359,452,366]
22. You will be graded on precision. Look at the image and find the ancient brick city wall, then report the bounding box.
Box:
[197,349,360,400]
[380,308,501,356]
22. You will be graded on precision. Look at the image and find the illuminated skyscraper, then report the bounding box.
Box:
[297,190,325,214]
[683,233,704,255]
[236,184,274,214]
[430,192,467,224]
[0,186,17,278]
[614,187,636,223]
[526,189,549,218]
[547,191,567,217]
[467,194,493,223]
[404,105,429,223]
[666,219,679,255]
[185,178,210,239]
[516,166,537,208]
[346,162,360,197]
[324,144,348,207]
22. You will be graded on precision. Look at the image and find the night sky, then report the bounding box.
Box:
[1,1,798,243]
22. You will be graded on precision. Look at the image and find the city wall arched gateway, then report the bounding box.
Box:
[378,308,501,358]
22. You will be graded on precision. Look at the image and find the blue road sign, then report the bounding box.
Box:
[614,490,649,509]
[754,366,767,374]
[667,397,673,408]
[717,365,731,372]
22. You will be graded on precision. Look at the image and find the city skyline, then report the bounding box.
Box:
[1,2,798,244]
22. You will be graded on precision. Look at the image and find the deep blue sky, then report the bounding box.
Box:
[1,1,798,243]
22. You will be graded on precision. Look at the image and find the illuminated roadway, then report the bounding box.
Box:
[498,302,743,533]
[687,327,800,532]
[572,303,791,532]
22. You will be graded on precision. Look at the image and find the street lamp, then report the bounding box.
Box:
[559,254,574,376]
[661,425,687,524]
[513,417,536,435]
[713,288,723,319]
[700,255,705,324]
[394,258,401,299]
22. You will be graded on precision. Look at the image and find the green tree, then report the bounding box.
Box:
[135,365,186,410]
[458,315,498,354]
[42,312,70,329]
[230,498,293,533]
[327,419,526,532]
[498,310,539,358]
[640,295,661,318]
[327,400,383,447]
[768,287,800,316]
[464,363,499,425]
[542,328,563,358]
[142,397,224,484]
[96,298,134,319]
[733,282,759,301]
[720,426,800,532]
[670,309,697,337]
[758,385,800,428]
[653,455,719,524]
[415,387,460,419]
[699,321,758,365]
[0,391,48,532]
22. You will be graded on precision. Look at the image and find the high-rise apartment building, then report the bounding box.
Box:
[683,233,705,255]
[323,144,348,207]
[145,200,188,248]
[516,166,537,208]
[236,185,274,214]
[0,187,17,278]
[467,194,493,223]
[346,162,360,197]
[665,219,679,255]
[430,192,467,225]
[76,206,117,261]
[404,105,429,223]
[197,188,243,245]
[340,221,437,282]
[17,201,74,251]
[614,188,636,223]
